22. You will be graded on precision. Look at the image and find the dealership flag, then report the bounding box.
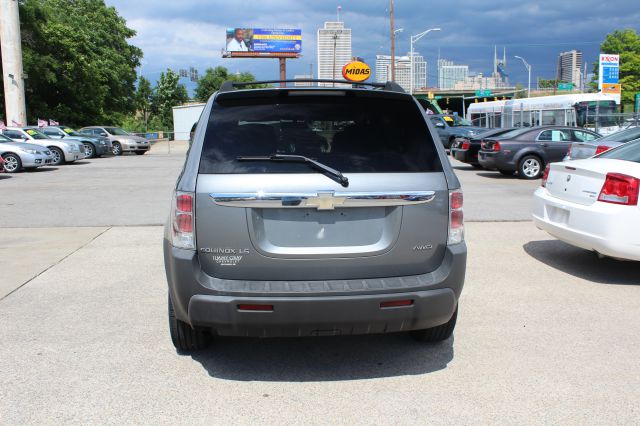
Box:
[38,118,48,127]
[11,119,22,127]
[0,120,6,130]
[49,119,59,126]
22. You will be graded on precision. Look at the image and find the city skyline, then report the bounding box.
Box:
[104,0,639,93]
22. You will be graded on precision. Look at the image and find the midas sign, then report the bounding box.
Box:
[342,61,371,82]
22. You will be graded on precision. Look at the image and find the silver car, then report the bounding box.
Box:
[78,126,150,156]
[0,133,53,173]
[1,127,85,165]
[164,80,467,352]
[566,127,640,160]
[41,125,112,158]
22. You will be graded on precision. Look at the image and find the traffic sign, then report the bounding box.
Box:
[475,90,491,97]
[557,82,574,91]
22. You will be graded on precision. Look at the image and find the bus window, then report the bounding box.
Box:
[541,110,564,126]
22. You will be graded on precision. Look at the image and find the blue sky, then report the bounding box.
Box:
[105,0,639,94]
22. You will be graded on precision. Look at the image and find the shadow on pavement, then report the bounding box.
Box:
[524,239,640,285]
[190,334,454,382]
[28,167,59,173]
[475,172,518,179]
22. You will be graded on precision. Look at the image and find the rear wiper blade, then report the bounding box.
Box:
[237,154,349,187]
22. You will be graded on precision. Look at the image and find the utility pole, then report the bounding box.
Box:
[390,0,395,82]
[1,0,27,126]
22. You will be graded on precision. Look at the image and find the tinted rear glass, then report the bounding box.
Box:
[598,140,640,163]
[199,94,442,173]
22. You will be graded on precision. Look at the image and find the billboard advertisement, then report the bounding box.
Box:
[225,28,302,58]
[598,54,620,103]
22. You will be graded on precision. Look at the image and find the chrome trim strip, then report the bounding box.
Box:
[210,191,436,210]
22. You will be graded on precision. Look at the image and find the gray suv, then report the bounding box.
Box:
[164,80,467,351]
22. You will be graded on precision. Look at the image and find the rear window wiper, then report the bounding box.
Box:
[236,154,349,187]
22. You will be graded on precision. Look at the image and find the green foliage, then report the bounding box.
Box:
[194,66,268,102]
[538,79,566,89]
[8,0,142,126]
[514,83,527,99]
[120,114,164,133]
[592,29,640,105]
[151,69,189,128]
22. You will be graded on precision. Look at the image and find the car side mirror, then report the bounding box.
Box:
[435,122,445,128]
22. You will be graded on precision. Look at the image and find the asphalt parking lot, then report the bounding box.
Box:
[1,144,638,423]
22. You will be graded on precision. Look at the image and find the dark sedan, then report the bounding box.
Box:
[478,126,601,179]
[450,128,515,168]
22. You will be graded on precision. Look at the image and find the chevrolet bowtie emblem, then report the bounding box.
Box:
[306,192,346,210]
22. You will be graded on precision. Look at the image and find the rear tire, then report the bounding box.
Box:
[2,153,22,173]
[83,142,96,158]
[498,169,515,176]
[168,295,210,352]
[411,307,458,342]
[471,164,483,169]
[518,155,543,179]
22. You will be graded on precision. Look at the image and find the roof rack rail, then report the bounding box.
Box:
[219,79,406,93]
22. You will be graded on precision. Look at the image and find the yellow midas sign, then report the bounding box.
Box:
[342,61,371,82]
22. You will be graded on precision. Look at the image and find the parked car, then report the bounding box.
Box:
[429,114,486,149]
[450,128,516,168]
[41,125,112,158]
[533,140,640,261]
[78,126,150,156]
[0,154,3,173]
[164,80,466,351]
[0,133,54,173]
[478,126,601,179]
[0,127,84,165]
[565,126,640,161]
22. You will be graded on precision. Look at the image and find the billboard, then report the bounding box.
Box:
[598,54,620,103]
[225,28,302,58]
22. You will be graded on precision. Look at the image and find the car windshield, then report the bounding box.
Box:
[62,127,82,136]
[24,129,49,139]
[597,140,640,163]
[104,127,130,136]
[200,93,442,174]
[443,116,473,127]
[599,126,640,143]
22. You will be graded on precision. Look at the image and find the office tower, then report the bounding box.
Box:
[317,21,352,86]
[556,50,583,88]
[438,59,469,89]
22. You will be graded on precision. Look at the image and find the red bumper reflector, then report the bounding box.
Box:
[237,304,274,311]
[380,299,414,308]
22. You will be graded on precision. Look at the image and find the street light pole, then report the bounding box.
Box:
[514,55,531,98]
[390,0,395,82]
[410,28,440,95]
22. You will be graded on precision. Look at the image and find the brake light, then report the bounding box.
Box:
[461,141,471,150]
[492,141,501,152]
[597,173,639,206]
[171,191,195,249]
[448,190,464,245]
[594,145,611,155]
[541,165,551,187]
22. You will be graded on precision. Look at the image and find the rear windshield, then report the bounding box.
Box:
[599,126,640,143]
[598,140,640,163]
[199,94,442,173]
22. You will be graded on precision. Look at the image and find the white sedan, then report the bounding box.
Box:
[532,140,640,261]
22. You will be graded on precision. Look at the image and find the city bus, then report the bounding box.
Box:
[466,93,620,133]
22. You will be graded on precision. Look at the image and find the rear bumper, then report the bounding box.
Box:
[164,240,466,337]
[478,151,515,171]
[94,143,112,155]
[532,187,640,261]
[451,148,477,164]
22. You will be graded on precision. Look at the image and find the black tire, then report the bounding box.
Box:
[471,163,483,169]
[448,136,456,149]
[49,147,65,165]
[112,142,122,156]
[134,151,146,155]
[2,153,22,173]
[83,142,96,158]
[411,307,458,342]
[168,295,210,352]
[518,155,543,179]
[498,169,515,176]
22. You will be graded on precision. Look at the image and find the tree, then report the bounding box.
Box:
[194,66,267,102]
[151,69,189,128]
[135,76,153,131]
[1,0,142,126]
[591,29,640,106]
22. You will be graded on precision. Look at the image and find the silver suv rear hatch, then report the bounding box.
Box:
[195,89,449,281]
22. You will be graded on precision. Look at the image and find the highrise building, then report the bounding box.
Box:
[556,50,583,88]
[317,21,352,86]
[375,52,427,91]
[438,59,468,89]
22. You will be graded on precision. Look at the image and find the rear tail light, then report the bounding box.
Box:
[492,141,501,152]
[171,191,195,249]
[594,145,611,156]
[461,140,471,150]
[448,190,464,245]
[541,165,551,187]
[597,173,639,206]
